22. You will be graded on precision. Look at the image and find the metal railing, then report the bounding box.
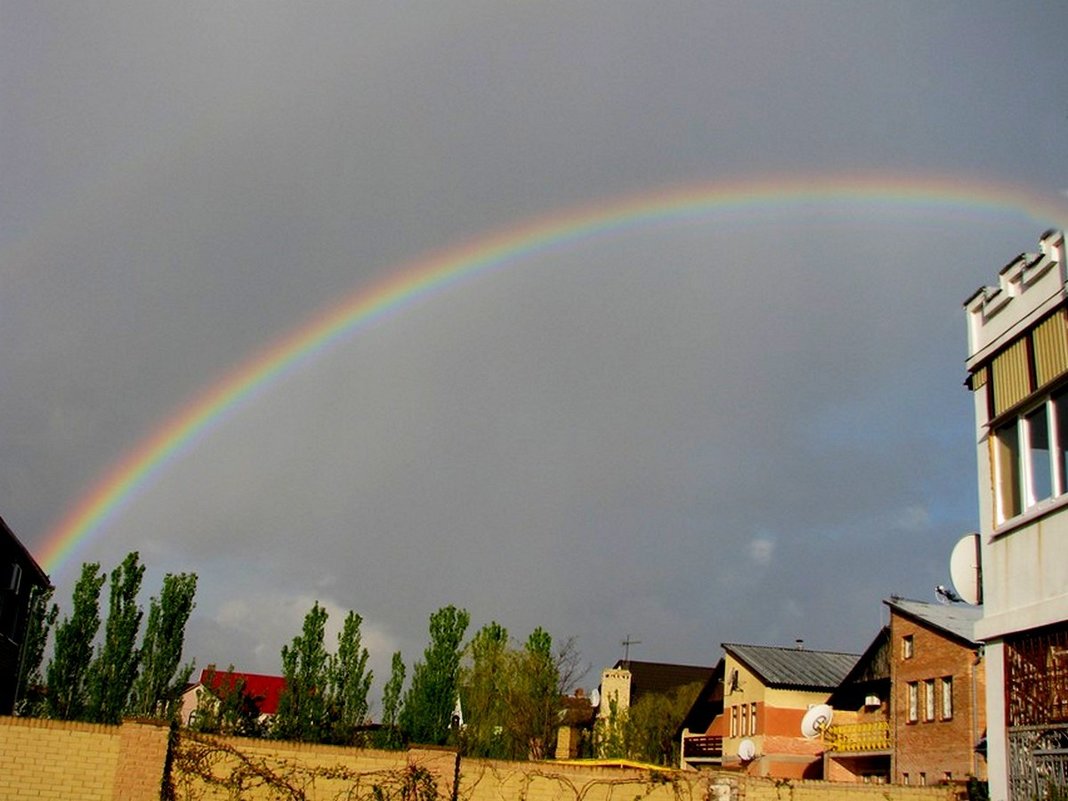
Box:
[823,720,891,752]
[681,735,723,759]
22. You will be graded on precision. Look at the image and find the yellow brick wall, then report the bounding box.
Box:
[0,715,166,801]
[0,717,963,801]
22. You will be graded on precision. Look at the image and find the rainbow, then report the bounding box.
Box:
[36,172,1068,575]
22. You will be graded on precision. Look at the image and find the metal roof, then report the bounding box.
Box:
[885,597,982,644]
[721,643,859,690]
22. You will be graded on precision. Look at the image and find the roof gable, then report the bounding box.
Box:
[885,597,982,645]
[613,660,715,701]
[722,643,859,690]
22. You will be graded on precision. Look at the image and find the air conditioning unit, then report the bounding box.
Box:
[864,694,880,708]
[7,563,22,594]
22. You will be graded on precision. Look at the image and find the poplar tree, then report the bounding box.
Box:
[399,605,469,746]
[329,610,373,744]
[87,552,145,723]
[275,601,330,742]
[376,650,406,749]
[128,572,198,719]
[45,563,105,720]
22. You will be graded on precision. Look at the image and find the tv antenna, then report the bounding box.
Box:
[621,635,642,665]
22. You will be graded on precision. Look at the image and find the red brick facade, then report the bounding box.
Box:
[889,608,986,785]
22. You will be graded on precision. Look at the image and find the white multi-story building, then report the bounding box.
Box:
[964,229,1068,801]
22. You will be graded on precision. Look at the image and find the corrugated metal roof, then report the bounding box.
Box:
[722,644,859,690]
[885,597,982,644]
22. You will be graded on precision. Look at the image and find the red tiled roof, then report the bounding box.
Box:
[199,669,286,715]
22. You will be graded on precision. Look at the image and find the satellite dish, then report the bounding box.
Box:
[800,704,833,739]
[737,738,756,761]
[590,687,601,708]
[949,532,982,605]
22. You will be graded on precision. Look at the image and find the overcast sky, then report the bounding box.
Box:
[4,2,1068,703]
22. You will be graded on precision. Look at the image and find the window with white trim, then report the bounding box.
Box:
[994,385,1068,524]
[924,679,936,722]
[907,682,918,723]
[941,676,953,720]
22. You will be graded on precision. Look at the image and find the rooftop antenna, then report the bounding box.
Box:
[621,635,642,667]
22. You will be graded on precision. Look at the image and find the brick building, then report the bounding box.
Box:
[886,598,985,787]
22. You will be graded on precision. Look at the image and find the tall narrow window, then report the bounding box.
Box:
[907,682,918,723]
[1026,404,1052,504]
[750,702,757,735]
[730,706,737,737]
[941,676,953,720]
[741,703,748,736]
[924,679,936,722]
[995,419,1022,522]
[902,634,914,660]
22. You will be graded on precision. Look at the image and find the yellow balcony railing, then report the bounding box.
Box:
[824,720,890,752]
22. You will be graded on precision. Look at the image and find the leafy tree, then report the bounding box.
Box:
[594,681,703,765]
[128,571,198,719]
[459,622,512,758]
[45,563,105,720]
[328,610,373,744]
[376,651,406,749]
[13,584,57,716]
[275,601,330,742]
[86,552,145,723]
[400,605,470,746]
[515,627,561,759]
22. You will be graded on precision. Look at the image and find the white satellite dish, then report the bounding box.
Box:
[590,687,601,708]
[949,532,982,605]
[800,704,833,739]
[737,738,756,761]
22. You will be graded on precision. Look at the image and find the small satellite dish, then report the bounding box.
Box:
[737,738,756,761]
[800,704,833,739]
[949,533,982,605]
[590,687,601,708]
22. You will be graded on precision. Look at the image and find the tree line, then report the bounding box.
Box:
[15,551,197,722]
[16,554,692,765]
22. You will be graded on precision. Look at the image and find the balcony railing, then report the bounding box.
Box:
[681,735,723,759]
[824,720,891,752]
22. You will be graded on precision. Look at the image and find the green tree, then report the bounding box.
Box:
[328,610,373,744]
[400,605,470,746]
[514,627,560,759]
[275,601,330,742]
[459,622,512,758]
[14,584,57,716]
[128,572,198,719]
[593,681,703,765]
[45,563,105,720]
[376,650,406,749]
[86,552,145,723]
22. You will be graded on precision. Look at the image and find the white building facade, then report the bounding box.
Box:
[964,230,1068,801]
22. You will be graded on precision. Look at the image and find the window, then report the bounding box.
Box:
[944,772,953,783]
[750,702,757,735]
[924,679,936,722]
[730,706,737,737]
[741,703,748,736]
[903,773,910,785]
[907,682,918,723]
[994,386,1068,524]
[941,676,953,720]
[902,634,914,660]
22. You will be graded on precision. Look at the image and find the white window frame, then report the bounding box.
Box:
[924,679,936,722]
[907,682,918,723]
[941,676,953,720]
[994,386,1068,524]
